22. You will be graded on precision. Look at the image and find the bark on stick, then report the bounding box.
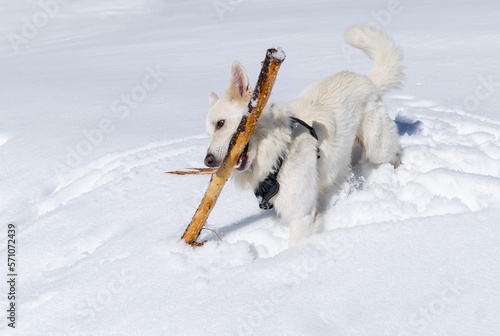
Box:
[181,48,286,245]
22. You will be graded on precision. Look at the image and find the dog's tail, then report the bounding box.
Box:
[344,25,404,95]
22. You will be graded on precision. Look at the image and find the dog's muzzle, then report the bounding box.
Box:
[204,153,217,167]
[204,144,249,170]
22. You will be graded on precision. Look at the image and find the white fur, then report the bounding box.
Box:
[205,25,403,247]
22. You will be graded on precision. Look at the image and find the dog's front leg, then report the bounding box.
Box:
[288,212,315,247]
[274,137,319,247]
[275,189,318,247]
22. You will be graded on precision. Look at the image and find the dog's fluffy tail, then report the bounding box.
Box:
[344,24,404,95]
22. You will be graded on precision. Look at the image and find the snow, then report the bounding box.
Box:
[273,47,287,61]
[1,0,500,335]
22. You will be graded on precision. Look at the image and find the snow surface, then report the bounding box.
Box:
[1,0,500,335]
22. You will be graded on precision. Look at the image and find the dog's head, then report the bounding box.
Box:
[204,61,254,171]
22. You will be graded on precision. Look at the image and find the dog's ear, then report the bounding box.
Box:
[209,92,219,107]
[227,61,252,100]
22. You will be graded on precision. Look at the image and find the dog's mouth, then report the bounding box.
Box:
[235,144,249,171]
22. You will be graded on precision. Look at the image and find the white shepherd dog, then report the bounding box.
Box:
[204,25,403,246]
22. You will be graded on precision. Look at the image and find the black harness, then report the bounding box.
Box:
[254,117,319,210]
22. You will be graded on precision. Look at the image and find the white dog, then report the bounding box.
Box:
[204,25,403,246]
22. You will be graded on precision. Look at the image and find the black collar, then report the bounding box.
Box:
[254,117,319,210]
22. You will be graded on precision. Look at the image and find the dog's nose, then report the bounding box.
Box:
[204,154,217,167]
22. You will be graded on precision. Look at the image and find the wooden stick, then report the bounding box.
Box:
[181,48,286,245]
[165,168,217,175]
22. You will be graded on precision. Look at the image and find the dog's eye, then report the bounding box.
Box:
[216,120,225,130]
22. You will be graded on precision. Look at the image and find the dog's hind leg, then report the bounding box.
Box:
[358,98,400,166]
